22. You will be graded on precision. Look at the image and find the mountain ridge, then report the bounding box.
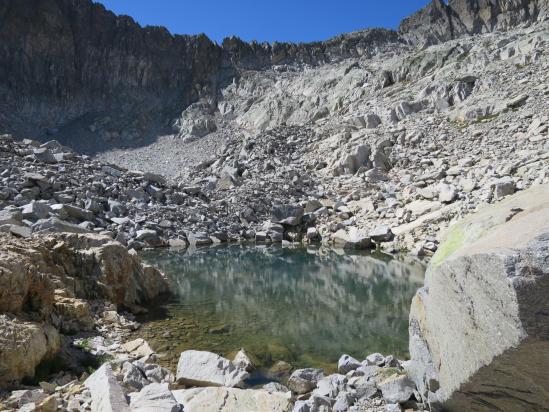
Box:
[0,0,547,141]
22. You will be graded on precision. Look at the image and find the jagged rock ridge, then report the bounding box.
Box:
[0,0,546,142]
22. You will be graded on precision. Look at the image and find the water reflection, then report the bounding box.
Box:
[138,245,425,371]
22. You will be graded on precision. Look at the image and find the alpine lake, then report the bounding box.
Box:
[135,244,425,381]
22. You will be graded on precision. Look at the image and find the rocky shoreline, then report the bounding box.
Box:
[2,182,549,411]
[0,230,423,412]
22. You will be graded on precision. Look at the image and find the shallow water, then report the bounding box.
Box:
[137,244,425,374]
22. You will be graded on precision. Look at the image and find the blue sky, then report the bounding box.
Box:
[96,0,431,44]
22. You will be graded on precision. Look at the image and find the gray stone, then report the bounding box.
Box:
[176,350,249,388]
[314,374,346,398]
[340,144,371,174]
[304,199,323,213]
[337,354,361,374]
[0,209,23,226]
[233,349,254,372]
[365,113,381,128]
[84,363,130,412]
[306,227,320,242]
[263,382,290,393]
[6,389,47,409]
[332,227,372,250]
[129,383,179,412]
[187,232,213,246]
[378,374,415,403]
[172,387,292,411]
[108,200,127,216]
[369,225,394,243]
[22,201,52,220]
[494,178,515,199]
[143,172,167,186]
[271,204,304,226]
[373,149,392,173]
[437,183,457,203]
[62,204,95,221]
[33,148,57,163]
[385,404,403,412]
[351,375,377,399]
[122,362,148,390]
[287,368,324,394]
[85,199,104,213]
[9,225,32,238]
[33,217,93,234]
[333,392,355,412]
[365,353,385,366]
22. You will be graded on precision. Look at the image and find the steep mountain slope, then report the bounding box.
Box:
[0,0,547,152]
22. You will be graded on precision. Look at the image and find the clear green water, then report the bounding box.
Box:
[137,245,425,375]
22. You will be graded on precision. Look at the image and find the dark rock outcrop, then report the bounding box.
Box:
[0,0,222,138]
[399,0,549,46]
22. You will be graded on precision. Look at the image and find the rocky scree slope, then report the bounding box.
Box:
[104,21,549,254]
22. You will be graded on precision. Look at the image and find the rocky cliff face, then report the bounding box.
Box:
[0,0,222,139]
[0,0,546,146]
[399,0,549,46]
[0,232,169,385]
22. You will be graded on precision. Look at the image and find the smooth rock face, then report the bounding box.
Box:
[408,184,549,410]
[84,364,130,412]
[172,387,292,412]
[176,350,249,388]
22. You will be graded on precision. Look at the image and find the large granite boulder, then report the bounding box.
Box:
[407,184,549,411]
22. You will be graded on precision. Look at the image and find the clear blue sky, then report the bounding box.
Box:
[95,0,431,44]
